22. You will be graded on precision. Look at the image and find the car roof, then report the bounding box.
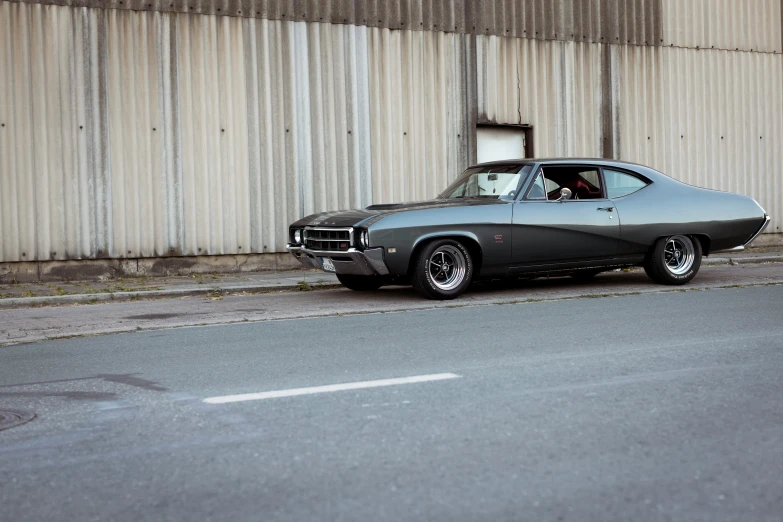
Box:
[473,157,649,169]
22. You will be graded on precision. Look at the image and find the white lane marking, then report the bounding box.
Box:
[202,373,461,405]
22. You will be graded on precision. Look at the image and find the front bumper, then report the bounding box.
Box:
[286,245,390,276]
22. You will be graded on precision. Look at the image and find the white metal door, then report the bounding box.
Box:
[476,127,527,164]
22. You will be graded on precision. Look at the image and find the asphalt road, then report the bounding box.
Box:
[2,285,782,521]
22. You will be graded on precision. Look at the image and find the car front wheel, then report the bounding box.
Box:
[336,274,384,291]
[644,235,702,285]
[411,239,474,299]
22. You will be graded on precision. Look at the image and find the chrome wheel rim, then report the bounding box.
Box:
[664,235,695,275]
[427,246,467,291]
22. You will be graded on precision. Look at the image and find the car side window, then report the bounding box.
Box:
[604,169,649,199]
[527,172,547,200]
[538,166,603,200]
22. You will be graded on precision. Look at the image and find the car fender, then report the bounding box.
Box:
[410,230,483,252]
[399,231,483,279]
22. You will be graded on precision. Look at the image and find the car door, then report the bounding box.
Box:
[510,165,620,268]
[602,167,654,256]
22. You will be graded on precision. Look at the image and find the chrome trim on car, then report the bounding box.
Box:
[711,245,745,253]
[663,235,696,276]
[427,245,467,290]
[744,215,771,246]
[286,245,389,276]
[302,226,354,252]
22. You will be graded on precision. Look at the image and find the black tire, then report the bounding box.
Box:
[644,235,702,285]
[336,274,384,291]
[643,262,664,283]
[570,269,603,281]
[411,239,474,300]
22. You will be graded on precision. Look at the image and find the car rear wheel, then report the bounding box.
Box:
[411,239,474,300]
[336,274,384,291]
[644,235,702,285]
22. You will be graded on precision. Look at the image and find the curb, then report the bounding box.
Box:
[1,256,781,310]
[703,255,783,266]
[0,280,341,310]
[731,255,783,265]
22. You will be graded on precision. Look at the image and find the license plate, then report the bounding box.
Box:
[321,257,336,272]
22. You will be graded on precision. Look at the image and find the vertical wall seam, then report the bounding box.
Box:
[558,42,568,154]
[466,33,478,164]
[601,43,613,158]
[610,45,620,159]
[96,7,108,256]
[169,14,182,252]
[358,25,373,205]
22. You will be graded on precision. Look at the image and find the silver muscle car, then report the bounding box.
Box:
[287,159,770,299]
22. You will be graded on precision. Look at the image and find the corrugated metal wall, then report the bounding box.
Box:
[477,35,604,157]
[477,31,783,233]
[1,0,782,263]
[613,45,783,234]
[467,0,662,45]
[367,27,471,204]
[0,1,374,261]
[7,0,666,45]
[661,0,782,53]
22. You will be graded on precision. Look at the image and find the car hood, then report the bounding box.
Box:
[290,198,508,228]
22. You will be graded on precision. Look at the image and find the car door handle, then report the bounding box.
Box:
[597,207,614,212]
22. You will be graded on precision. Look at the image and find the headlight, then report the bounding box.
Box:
[294,229,302,244]
[360,230,369,249]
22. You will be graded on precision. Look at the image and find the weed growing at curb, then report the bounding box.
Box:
[296,281,314,291]
[45,284,68,296]
[207,289,224,300]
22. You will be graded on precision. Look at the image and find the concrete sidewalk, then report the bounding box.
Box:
[0,270,340,309]
[2,263,783,346]
[0,248,781,310]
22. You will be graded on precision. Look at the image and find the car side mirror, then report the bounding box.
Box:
[556,188,572,202]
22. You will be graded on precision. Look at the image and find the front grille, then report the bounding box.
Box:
[304,228,352,252]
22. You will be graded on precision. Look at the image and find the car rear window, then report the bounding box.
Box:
[604,169,649,198]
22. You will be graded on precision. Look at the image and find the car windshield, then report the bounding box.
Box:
[440,165,531,199]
